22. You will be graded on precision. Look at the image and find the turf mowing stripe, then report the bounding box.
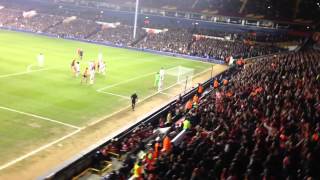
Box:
[97,90,130,99]
[0,68,51,78]
[0,128,82,171]
[0,106,81,129]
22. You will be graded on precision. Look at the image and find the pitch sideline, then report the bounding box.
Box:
[0,106,81,129]
[0,105,83,171]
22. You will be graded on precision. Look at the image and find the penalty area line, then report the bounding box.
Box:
[0,67,51,79]
[0,106,81,130]
[97,90,130,100]
[97,71,156,91]
[0,128,82,171]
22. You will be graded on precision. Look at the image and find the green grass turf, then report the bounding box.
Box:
[0,29,212,165]
[0,108,74,165]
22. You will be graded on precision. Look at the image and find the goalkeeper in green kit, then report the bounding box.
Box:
[154,72,160,91]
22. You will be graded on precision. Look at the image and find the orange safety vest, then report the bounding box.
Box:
[162,136,171,152]
[197,85,204,94]
[153,143,160,159]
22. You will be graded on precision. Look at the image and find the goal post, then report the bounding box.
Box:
[163,66,194,91]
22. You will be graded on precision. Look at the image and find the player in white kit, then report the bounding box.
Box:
[98,52,103,63]
[99,61,106,75]
[88,61,95,84]
[159,67,165,90]
[37,53,44,67]
[75,61,80,77]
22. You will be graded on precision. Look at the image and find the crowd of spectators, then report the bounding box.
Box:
[91,25,145,47]
[1,2,319,180]
[0,8,22,27]
[189,38,281,59]
[136,29,192,54]
[0,6,288,61]
[0,6,286,61]
[56,0,319,21]
[6,14,64,33]
[97,50,320,180]
[46,18,101,39]
[137,28,283,60]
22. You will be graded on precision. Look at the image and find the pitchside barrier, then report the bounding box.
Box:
[41,65,238,180]
[0,27,225,65]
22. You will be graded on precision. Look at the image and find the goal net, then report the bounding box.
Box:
[163,66,194,91]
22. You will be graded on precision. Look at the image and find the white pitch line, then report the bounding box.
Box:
[0,68,51,79]
[89,81,180,126]
[27,64,34,72]
[0,128,82,171]
[0,106,81,129]
[160,92,174,97]
[97,66,180,92]
[97,71,156,91]
[98,90,130,100]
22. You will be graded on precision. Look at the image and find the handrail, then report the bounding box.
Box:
[71,168,100,180]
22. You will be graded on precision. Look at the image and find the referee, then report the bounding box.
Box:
[131,92,138,111]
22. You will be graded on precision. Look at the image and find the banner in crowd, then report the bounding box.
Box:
[96,21,121,29]
[23,10,37,18]
[192,34,232,41]
[142,28,168,34]
[63,16,77,23]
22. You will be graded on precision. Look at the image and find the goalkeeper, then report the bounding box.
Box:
[154,72,160,90]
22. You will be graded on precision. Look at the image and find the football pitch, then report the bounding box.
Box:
[0,30,211,170]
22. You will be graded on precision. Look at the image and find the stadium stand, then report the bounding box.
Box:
[55,0,319,22]
[5,13,64,33]
[90,24,145,46]
[0,8,22,26]
[136,28,283,60]
[0,5,287,61]
[45,17,101,39]
[91,50,320,180]
[0,0,318,179]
